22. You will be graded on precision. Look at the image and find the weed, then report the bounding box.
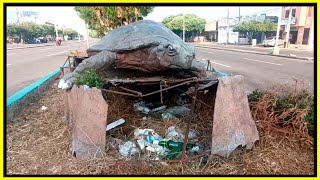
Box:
[248,88,314,144]
[248,89,265,102]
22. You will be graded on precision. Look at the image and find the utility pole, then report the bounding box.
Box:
[273,7,282,55]
[238,6,241,22]
[16,8,20,24]
[226,8,230,45]
[183,13,185,42]
[284,7,292,48]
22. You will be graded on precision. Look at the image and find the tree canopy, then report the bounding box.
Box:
[74,6,154,37]
[7,22,78,43]
[233,20,277,33]
[63,28,78,36]
[162,14,206,32]
[7,22,55,39]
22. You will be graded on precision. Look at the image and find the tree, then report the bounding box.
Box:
[74,6,155,37]
[7,22,60,43]
[42,25,55,37]
[161,14,206,41]
[7,24,19,37]
[233,20,277,39]
[64,28,78,36]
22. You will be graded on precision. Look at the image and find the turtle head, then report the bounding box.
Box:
[156,42,195,70]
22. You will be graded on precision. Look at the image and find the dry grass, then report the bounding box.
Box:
[6,80,314,175]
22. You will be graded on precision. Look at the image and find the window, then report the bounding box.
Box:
[285,10,290,18]
[292,9,296,17]
[285,9,296,18]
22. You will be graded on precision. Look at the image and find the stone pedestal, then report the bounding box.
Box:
[211,75,259,157]
[66,86,108,158]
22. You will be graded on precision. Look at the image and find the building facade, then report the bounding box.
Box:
[217,14,278,44]
[202,20,218,42]
[280,6,314,45]
[217,17,239,44]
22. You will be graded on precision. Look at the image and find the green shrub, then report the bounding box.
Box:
[248,90,265,102]
[74,69,103,88]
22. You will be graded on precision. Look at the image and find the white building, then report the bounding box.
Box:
[217,14,276,44]
[18,11,47,24]
[217,18,239,44]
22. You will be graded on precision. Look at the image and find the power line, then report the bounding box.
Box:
[233,8,280,18]
[219,7,280,19]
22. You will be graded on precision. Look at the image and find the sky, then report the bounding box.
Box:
[6,6,281,34]
[145,6,280,22]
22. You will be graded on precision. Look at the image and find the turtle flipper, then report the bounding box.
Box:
[58,50,116,89]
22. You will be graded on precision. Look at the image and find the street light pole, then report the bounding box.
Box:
[273,7,282,55]
[55,24,58,38]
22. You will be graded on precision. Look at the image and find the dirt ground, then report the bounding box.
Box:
[6,79,314,175]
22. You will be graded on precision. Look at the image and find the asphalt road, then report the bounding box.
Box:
[6,42,314,98]
[195,43,314,59]
[195,46,314,93]
[6,40,98,98]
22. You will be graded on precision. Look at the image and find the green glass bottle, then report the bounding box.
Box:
[158,140,182,150]
[157,140,195,160]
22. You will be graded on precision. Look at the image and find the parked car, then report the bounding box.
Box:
[35,38,41,44]
[263,36,285,47]
[193,36,207,43]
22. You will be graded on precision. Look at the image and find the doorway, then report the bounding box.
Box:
[302,28,310,45]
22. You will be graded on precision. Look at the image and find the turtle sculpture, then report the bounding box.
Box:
[58,20,218,89]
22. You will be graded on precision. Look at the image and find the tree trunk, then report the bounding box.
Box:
[95,7,104,27]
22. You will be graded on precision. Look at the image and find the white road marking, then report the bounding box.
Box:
[243,58,282,66]
[39,47,53,51]
[198,50,214,54]
[197,50,231,67]
[7,53,16,55]
[209,61,231,68]
[46,51,67,56]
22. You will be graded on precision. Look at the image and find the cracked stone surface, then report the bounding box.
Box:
[67,86,108,158]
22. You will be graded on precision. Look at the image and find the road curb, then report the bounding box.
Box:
[194,45,314,61]
[6,64,68,121]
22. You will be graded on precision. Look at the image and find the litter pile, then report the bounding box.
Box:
[101,72,218,161]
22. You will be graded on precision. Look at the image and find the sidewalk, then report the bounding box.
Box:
[192,42,314,61]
